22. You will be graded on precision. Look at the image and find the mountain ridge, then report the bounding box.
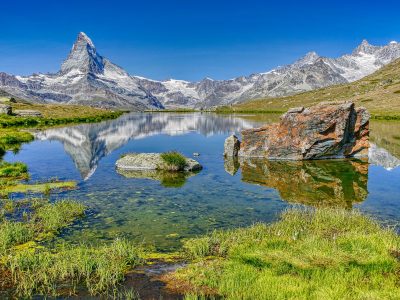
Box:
[1,33,400,110]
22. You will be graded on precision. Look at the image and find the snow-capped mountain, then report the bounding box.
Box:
[0,32,163,110]
[1,33,400,109]
[141,39,400,108]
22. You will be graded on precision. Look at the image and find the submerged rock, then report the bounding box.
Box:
[223,134,241,157]
[237,102,369,160]
[116,153,202,172]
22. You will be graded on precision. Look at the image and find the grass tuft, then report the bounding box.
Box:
[160,151,188,171]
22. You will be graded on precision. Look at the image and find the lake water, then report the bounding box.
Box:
[4,113,400,251]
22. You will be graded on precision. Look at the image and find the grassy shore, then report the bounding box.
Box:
[169,208,400,299]
[0,102,123,128]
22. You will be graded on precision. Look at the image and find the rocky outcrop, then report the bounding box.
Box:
[0,104,12,115]
[234,102,369,160]
[14,110,42,117]
[223,135,241,157]
[116,153,202,172]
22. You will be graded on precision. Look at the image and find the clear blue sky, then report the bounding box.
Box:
[1,0,400,81]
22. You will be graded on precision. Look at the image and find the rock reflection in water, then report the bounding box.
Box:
[236,158,369,208]
[116,169,199,188]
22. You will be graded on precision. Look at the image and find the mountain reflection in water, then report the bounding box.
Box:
[34,112,256,180]
[228,158,369,208]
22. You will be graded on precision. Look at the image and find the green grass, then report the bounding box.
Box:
[0,195,145,298]
[0,161,28,180]
[0,221,34,255]
[160,151,188,171]
[33,199,86,232]
[7,239,144,297]
[174,208,400,299]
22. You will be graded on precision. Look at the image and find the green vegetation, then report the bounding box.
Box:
[0,161,28,180]
[160,151,188,171]
[173,208,400,299]
[8,239,143,297]
[0,100,123,127]
[228,58,400,118]
[0,161,76,196]
[0,129,34,158]
[33,199,86,232]
[0,196,144,298]
[0,180,77,196]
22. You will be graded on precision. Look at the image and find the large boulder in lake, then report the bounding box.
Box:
[236,102,369,160]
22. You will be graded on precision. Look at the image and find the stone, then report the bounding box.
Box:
[0,104,12,115]
[115,153,202,172]
[223,134,241,157]
[14,110,43,117]
[238,102,370,160]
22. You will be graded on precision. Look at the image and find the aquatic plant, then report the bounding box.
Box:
[175,208,400,299]
[160,151,187,171]
[33,199,86,232]
[0,221,34,255]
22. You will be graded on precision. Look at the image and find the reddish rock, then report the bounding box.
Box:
[237,102,369,160]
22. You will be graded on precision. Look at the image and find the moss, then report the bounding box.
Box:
[0,181,77,196]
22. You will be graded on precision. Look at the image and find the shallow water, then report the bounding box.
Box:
[4,113,400,251]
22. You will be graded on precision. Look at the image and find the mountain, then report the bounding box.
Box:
[1,33,400,110]
[232,55,400,116]
[0,33,163,110]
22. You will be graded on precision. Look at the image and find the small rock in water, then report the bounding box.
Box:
[223,134,241,157]
[193,152,200,156]
[116,153,202,172]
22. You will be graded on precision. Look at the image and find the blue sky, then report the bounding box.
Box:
[1,0,400,81]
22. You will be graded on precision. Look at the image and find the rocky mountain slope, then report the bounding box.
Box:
[232,57,400,116]
[1,33,400,110]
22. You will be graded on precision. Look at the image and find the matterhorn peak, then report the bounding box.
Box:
[61,32,104,75]
[77,32,95,48]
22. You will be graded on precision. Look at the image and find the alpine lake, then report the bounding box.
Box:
[4,112,400,251]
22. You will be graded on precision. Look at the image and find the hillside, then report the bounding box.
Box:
[229,58,400,118]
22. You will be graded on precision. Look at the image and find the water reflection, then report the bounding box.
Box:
[116,169,199,188]
[232,158,369,208]
[35,113,256,180]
